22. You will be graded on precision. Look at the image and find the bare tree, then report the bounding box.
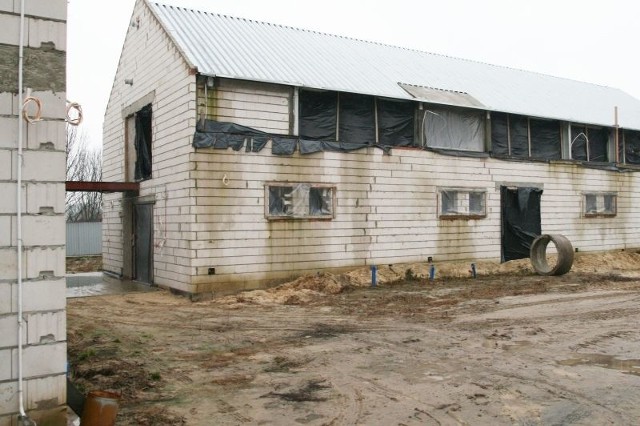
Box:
[66,125,103,222]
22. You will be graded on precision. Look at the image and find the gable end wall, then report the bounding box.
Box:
[102,0,196,290]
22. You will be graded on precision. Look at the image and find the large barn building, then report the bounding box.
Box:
[103,0,640,296]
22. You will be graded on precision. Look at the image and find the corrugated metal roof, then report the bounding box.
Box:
[148,1,640,130]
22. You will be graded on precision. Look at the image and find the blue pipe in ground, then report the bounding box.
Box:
[371,265,377,287]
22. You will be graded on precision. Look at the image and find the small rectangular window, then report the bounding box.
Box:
[266,183,335,220]
[439,189,486,219]
[584,193,616,217]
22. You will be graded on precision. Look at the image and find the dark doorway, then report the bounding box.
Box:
[501,186,542,262]
[134,202,154,284]
[134,104,153,181]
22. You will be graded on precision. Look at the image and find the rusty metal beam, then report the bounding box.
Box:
[66,181,140,193]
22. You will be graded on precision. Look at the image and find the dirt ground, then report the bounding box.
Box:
[66,256,102,273]
[67,251,640,425]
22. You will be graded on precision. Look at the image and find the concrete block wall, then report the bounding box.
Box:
[186,78,640,294]
[0,1,67,425]
[102,0,197,290]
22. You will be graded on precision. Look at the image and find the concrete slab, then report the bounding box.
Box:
[66,272,156,298]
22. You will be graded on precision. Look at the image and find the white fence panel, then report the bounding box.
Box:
[66,222,102,256]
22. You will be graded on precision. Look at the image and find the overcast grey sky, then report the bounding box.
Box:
[67,0,640,150]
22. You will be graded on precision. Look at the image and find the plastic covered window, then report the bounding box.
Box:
[425,108,484,152]
[267,183,335,219]
[584,193,616,217]
[491,113,561,160]
[622,130,640,165]
[571,125,609,162]
[439,189,486,219]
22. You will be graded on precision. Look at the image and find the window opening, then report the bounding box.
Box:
[491,113,561,160]
[571,125,609,162]
[424,108,484,152]
[299,90,415,147]
[623,130,640,165]
[267,183,335,220]
[439,189,486,219]
[133,104,152,181]
[583,193,616,217]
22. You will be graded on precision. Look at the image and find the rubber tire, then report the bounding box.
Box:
[530,234,574,276]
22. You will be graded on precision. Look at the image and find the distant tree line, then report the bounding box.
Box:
[66,125,102,222]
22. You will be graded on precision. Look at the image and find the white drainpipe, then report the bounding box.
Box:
[17,0,28,422]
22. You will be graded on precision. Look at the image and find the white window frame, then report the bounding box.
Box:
[438,188,487,219]
[265,182,336,220]
[583,192,617,217]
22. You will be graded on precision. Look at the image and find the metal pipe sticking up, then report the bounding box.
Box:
[614,106,619,163]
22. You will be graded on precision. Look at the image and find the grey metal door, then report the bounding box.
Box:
[134,203,153,284]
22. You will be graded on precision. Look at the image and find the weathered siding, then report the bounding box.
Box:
[198,78,291,134]
[0,0,68,424]
[102,0,197,290]
[190,147,640,292]
[188,79,640,293]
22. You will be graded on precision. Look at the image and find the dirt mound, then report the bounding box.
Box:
[215,251,640,307]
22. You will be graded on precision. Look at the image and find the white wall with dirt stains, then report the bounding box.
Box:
[0,0,68,424]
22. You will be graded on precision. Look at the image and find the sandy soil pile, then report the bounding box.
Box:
[216,251,640,306]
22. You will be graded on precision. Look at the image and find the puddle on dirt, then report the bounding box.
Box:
[66,273,156,298]
[557,354,640,376]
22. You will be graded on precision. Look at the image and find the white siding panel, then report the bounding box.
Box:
[191,140,640,292]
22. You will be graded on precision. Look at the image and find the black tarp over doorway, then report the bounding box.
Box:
[501,187,542,262]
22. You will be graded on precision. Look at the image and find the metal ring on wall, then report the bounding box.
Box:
[22,97,42,123]
[66,102,83,126]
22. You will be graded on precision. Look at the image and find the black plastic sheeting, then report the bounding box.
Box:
[510,116,529,159]
[298,139,371,154]
[193,119,388,155]
[339,93,376,145]
[572,126,609,162]
[617,129,624,163]
[299,90,337,140]
[501,186,542,262]
[490,113,509,156]
[491,113,560,160]
[624,130,640,165]
[378,99,414,147]
[570,127,588,161]
[272,136,297,155]
[588,127,609,162]
[530,119,561,160]
[134,105,152,180]
[429,148,489,158]
[193,119,266,150]
[246,137,269,153]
